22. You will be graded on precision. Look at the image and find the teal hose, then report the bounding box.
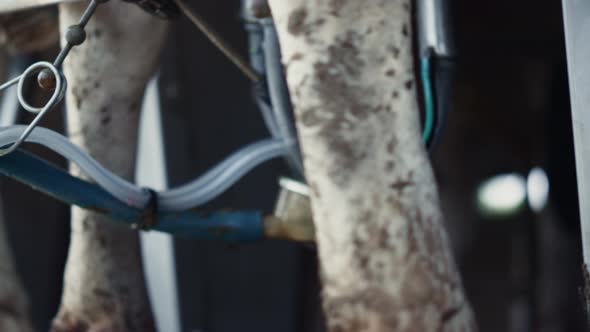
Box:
[420,55,435,144]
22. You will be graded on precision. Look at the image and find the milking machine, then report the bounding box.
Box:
[0,0,453,242]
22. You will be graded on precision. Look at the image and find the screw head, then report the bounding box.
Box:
[65,25,86,46]
[37,69,56,90]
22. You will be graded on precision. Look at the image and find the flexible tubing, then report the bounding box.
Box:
[261,20,304,174]
[255,96,280,138]
[0,125,147,206]
[159,137,288,210]
[0,125,290,211]
[245,18,281,139]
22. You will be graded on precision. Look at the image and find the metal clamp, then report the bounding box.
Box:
[133,189,159,230]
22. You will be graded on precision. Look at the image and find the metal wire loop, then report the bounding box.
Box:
[17,62,64,114]
[0,61,66,156]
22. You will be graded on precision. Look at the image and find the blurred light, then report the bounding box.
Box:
[477,173,527,217]
[527,167,549,212]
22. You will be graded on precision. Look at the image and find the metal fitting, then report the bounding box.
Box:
[265,177,315,242]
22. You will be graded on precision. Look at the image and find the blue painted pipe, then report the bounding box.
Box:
[0,149,264,241]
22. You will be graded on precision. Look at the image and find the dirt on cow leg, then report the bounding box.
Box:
[51,2,167,331]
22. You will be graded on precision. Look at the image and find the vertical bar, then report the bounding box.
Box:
[137,76,181,332]
[0,55,22,127]
[562,0,590,265]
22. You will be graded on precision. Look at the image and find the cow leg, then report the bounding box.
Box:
[51,2,167,331]
[267,1,476,331]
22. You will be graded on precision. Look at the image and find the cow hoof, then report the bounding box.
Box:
[51,312,127,332]
[51,310,154,332]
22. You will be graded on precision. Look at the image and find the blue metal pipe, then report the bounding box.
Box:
[0,149,264,241]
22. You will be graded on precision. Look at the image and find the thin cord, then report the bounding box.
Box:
[421,55,435,145]
[173,0,261,83]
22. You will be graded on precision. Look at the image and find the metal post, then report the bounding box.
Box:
[562,0,590,268]
[137,76,181,332]
[562,0,590,319]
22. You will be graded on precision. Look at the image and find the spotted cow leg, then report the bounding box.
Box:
[51,2,167,331]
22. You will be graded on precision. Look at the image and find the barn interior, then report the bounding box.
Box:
[0,0,583,331]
